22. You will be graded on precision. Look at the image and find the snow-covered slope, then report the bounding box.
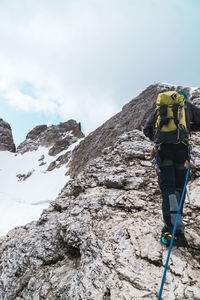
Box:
[0,120,84,236]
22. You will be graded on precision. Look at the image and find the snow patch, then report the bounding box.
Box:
[0,146,73,236]
[159,82,178,87]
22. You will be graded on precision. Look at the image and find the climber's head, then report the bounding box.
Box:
[177,90,188,101]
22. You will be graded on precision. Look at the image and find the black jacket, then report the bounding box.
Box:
[143,101,200,141]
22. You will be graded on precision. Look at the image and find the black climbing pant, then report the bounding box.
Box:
[158,143,189,234]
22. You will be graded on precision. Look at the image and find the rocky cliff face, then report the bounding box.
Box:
[0,129,199,300]
[0,118,16,152]
[17,120,84,155]
[69,83,199,177]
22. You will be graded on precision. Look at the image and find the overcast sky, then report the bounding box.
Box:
[0,0,200,146]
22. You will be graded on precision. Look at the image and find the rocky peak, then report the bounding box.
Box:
[17,120,85,155]
[69,83,200,177]
[0,118,16,152]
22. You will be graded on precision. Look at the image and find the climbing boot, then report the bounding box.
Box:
[161,225,169,235]
[173,233,189,248]
[161,232,189,248]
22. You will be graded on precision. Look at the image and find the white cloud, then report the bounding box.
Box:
[0,0,199,136]
[58,88,118,133]
[0,0,124,133]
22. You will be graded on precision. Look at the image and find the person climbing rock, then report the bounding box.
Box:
[143,90,200,247]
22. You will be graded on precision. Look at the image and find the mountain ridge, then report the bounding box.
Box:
[0,83,200,299]
[69,82,200,177]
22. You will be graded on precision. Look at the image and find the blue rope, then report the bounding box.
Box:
[157,160,190,300]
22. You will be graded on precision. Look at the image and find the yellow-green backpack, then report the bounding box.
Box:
[154,91,188,143]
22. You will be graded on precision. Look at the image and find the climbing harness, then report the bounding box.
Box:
[157,160,190,300]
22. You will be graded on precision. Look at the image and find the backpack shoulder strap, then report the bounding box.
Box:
[172,104,179,129]
[185,103,191,135]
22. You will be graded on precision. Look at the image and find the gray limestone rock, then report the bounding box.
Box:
[16,170,35,181]
[17,120,84,154]
[0,118,16,152]
[0,129,199,300]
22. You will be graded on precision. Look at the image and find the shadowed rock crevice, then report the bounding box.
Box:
[107,203,145,213]
[66,245,81,260]
[140,255,162,268]
[41,254,65,266]
[103,288,111,300]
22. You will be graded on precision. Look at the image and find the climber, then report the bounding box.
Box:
[143,90,200,247]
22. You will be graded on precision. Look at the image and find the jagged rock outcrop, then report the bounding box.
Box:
[69,83,199,177]
[0,130,199,300]
[16,170,35,182]
[17,120,84,155]
[0,118,16,152]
